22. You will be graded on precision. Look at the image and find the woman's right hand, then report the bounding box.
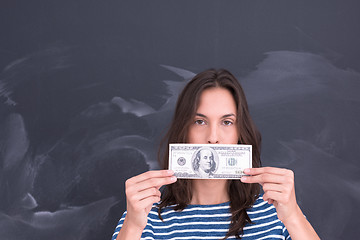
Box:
[122,170,177,232]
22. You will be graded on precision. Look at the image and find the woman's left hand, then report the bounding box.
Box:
[240,167,299,223]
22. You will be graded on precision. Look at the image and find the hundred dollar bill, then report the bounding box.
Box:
[169,144,252,179]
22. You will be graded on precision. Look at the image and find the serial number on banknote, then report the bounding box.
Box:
[168,144,252,179]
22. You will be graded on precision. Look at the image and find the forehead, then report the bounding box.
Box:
[197,87,237,114]
[200,149,212,155]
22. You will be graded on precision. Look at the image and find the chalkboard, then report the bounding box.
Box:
[0,1,359,239]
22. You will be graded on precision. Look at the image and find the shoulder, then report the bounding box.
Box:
[243,195,291,238]
[146,202,175,221]
[247,194,278,220]
[246,194,290,232]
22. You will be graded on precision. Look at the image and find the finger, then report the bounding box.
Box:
[261,194,274,205]
[262,183,284,193]
[138,175,177,190]
[129,187,161,203]
[262,183,283,204]
[127,170,175,185]
[263,191,283,203]
[241,173,287,184]
[130,195,161,212]
[126,175,177,196]
[244,167,291,176]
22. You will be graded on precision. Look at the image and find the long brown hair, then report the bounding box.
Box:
[158,69,262,239]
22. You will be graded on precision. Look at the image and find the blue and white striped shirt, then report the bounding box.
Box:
[112,195,291,240]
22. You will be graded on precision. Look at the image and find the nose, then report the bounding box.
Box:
[207,124,219,144]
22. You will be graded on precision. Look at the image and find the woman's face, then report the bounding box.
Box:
[188,87,238,144]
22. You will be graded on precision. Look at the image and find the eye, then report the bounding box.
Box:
[223,120,234,126]
[194,119,206,125]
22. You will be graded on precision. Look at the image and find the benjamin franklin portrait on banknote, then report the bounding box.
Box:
[191,147,219,178]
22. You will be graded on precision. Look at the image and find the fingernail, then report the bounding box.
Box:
[170,176,177,181]
[167,170,174,174]
[240,176,247,182]
[244,168,250,174]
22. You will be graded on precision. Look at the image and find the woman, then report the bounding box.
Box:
[112,69,319,239]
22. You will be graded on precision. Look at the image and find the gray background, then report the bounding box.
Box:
[1,0,359,239]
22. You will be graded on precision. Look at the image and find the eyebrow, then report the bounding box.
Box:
[195,113,236,119]
[222,114,236,119]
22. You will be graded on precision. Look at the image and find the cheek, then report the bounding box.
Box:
[224,127,239,144]
[187,127,194,143]
[187,126,205,143]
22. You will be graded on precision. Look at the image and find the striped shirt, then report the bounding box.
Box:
[112,195,291,240]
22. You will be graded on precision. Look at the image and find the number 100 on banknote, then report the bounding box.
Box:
[169,144,252,179]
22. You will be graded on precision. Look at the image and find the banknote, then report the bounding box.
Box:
[169,144,252,179]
